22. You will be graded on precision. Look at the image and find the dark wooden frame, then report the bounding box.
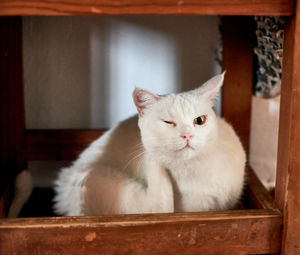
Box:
[0,0,299,254]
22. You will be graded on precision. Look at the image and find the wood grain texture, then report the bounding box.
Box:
[0,210,282,255]
[0,17,26,216]
[275,1,300,254]
[25,129,105,160]
[0,0,294,16]
[222,16,255,153]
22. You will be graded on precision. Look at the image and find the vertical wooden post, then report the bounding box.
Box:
[274,1,300,254]
[222,17,255,153]
[0,17,26,217]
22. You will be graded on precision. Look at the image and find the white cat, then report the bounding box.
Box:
[53,73,246,216]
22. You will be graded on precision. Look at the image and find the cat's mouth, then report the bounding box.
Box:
[176,143,195,152]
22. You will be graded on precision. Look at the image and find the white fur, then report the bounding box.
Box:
[54,73,246,215]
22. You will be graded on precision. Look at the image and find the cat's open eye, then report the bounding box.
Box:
[193,115,207,125]
[163,120,176,127]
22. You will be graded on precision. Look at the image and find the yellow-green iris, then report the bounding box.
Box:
[193,115,207,125]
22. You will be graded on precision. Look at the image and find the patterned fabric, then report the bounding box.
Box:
[254,16,284,98]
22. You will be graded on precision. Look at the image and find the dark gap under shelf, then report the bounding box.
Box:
[19,188,56,217]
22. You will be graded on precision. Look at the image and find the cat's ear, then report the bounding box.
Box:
[195,72,225,101]
[133,88,160,117]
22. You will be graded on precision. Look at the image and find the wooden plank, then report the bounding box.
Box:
[244,166,274,210]
[274,1,300,254]
[0,210,282,254]
[25,129,105,160]
[0,17,26,216]
[0,0,294,16]
[222,17,255,153]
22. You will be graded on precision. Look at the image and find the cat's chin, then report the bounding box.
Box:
[174,147,198,160]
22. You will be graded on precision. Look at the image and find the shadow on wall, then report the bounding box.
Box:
[23,16,221,129]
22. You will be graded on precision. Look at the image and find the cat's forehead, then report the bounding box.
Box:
[159,92,211,116]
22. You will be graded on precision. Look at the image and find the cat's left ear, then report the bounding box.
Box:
[133,88,160,117]
[195,72,225,101]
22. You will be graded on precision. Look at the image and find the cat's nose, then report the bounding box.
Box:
[181,133,194,140]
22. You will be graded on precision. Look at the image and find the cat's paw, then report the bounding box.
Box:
[156,181,174,213]
[147,168,174,212]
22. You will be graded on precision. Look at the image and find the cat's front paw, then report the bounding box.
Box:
[147,168,174,213]
[157,182,174,213]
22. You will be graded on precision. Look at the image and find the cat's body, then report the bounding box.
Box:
[54,73,246,216]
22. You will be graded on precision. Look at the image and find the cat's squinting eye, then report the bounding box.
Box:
[193,115,207,125]
[163,120,176,127]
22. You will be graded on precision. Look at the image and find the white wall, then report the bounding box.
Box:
[23,16,221,129]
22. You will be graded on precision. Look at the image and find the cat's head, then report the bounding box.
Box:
[133,73,224,163]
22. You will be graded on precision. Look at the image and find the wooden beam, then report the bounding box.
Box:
[0,0,294,16]
[0,17,25,217]
[0,209,282,255]
[275,1,300,254]
[222,16,255,153]
[25,129,105,160]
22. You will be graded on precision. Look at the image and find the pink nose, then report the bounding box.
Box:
[181,133,194,140]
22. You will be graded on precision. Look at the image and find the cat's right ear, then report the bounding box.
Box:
[195,72,225,102]
[133,88,160,117]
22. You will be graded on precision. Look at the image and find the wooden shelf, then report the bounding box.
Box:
[0,209,282,254]
[2,3,300,252]
[0,0,294,16]
[25,129,105,161]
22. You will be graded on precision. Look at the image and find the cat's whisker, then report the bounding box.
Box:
[130,142,145,153]
[122,150,146,172]
[127,141,144,151]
